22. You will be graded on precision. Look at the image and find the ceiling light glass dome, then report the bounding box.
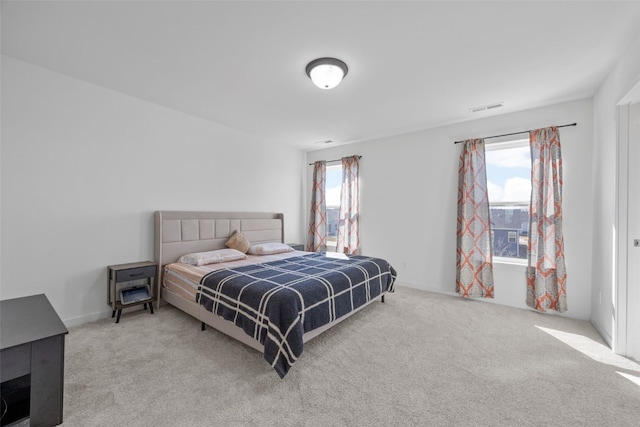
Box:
[306,58,348,90]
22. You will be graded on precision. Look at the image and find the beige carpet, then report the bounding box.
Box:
[62,286,640,426]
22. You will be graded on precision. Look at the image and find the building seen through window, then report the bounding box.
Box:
[485,139,531,260]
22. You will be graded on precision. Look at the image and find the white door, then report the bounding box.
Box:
[627,102,640,361]
[613,77,640,361]
[616,79,640,361]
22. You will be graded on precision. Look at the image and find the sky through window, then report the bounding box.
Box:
[485,142,530,203]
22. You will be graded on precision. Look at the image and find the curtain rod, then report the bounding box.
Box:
[453,123,577,144]
[308,155,362,166]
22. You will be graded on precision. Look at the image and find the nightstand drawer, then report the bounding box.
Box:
[115,265,156,282]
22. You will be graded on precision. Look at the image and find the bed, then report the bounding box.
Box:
[154,211,396,377]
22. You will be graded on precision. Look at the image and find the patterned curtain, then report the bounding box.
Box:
[526,127,567,312]
[456,139,494,298]
[307,161,327,252]
[336,155,360,255]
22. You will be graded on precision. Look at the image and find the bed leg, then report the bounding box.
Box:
[201,322,206,331]
[381,295,385,303]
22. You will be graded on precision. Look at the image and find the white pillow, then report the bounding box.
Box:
[178,248,247,266]
[247,243,294,255]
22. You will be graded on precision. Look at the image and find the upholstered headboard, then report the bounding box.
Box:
[154,211,285,271]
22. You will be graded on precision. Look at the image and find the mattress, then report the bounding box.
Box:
[162,250,310,301]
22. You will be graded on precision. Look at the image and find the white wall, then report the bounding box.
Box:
[591,30,640,345]
[0,56,305,326]
[307,98,594,320]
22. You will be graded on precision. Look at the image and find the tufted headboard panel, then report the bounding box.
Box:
[154,211,285,272]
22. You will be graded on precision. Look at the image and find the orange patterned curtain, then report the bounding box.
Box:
[456,139,494,298]
[307,161,327,252]
[526,127,567,312]
[337,155,360,255]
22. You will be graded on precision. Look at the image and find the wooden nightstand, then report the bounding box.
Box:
[107,261,157,323]
[288,243,305,251]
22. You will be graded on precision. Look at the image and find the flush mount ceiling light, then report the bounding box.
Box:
[305,57,348,90]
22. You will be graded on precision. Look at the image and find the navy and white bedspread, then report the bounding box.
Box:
[197,253,396,378]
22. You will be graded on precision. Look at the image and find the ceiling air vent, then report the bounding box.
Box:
[469,102,504,113]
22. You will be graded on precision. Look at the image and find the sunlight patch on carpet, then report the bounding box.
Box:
[616,371,640,387]
[535,326,640,372]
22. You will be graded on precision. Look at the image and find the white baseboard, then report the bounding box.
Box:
[63,309,113,328]
[394,280,458,297]
[63,302,160,328]
[590,315,612,348]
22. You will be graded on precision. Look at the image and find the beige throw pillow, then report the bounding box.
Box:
[225,230,251,253]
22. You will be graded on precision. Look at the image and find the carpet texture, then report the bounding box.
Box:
[62,286,640,426]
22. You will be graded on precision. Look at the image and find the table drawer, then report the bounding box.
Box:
[115,265,156,282]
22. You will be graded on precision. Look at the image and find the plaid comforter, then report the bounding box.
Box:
[197,253,396,378]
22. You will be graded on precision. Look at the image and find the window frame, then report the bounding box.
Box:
[325,164,342,251]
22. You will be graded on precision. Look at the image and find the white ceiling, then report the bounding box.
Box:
[3,1,640,150]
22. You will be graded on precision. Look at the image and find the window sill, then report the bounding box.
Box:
[493,257,527,267]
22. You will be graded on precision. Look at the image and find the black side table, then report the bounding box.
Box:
[0,294,68,426]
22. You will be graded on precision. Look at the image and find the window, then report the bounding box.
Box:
[485,139,531,261]
[325,164,342,250]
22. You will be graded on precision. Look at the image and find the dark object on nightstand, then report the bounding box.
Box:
[0,294,68,426]
[107,261,157,323]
